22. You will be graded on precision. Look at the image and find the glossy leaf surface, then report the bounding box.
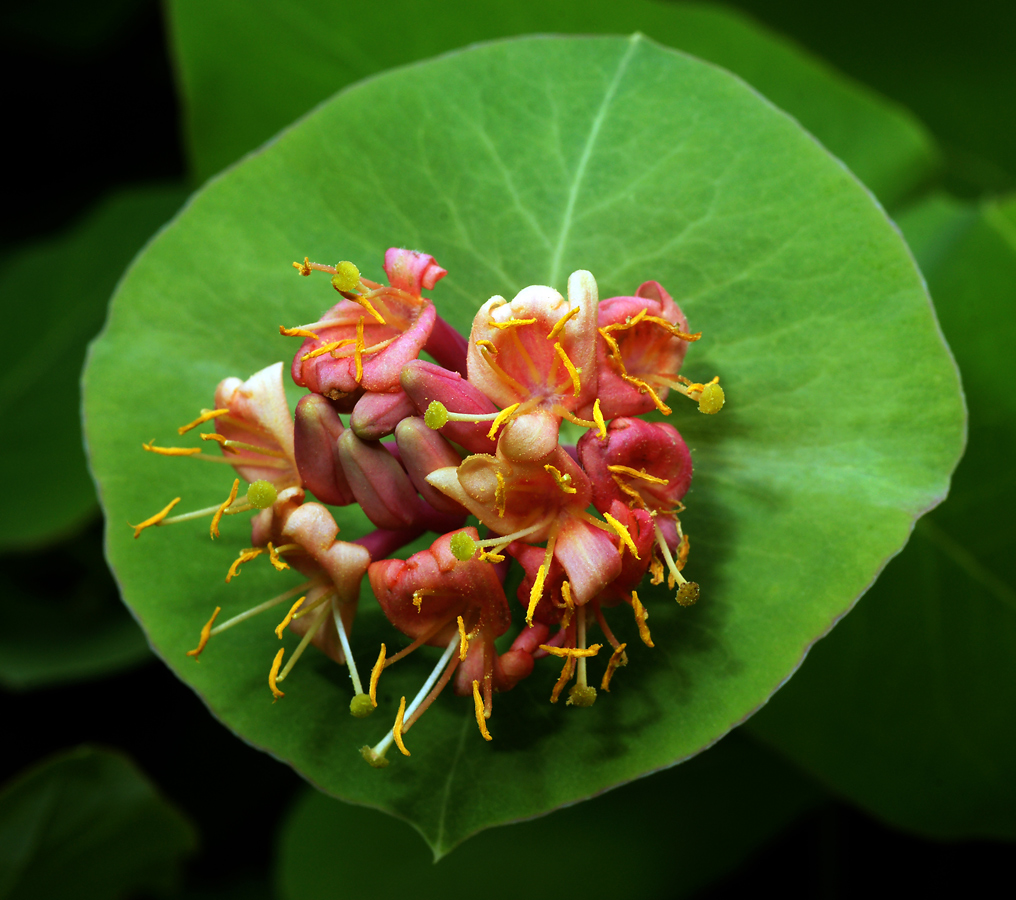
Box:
[0,746,196,899]
[84,36,963,852]
[277,732,824,890]
[168,0,936,206]
[747,193,1016,839]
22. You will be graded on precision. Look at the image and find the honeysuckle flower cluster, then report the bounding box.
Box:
[131,248,724,767]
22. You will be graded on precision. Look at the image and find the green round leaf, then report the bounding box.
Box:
[83,36,963,853]
[747,193,1016,839]
[0,746,196,900]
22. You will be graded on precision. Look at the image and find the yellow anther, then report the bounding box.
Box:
[649,552,665,586]
[225,547,265,583]
[526,563,548,626]
[488,317,537,329]
[129,497,182,539]
[494,471,507,517]
[641,313,702,342]
[267,541,291,572]
[293,257,313,276]
[393,696,410,756]
[547,305,580,340]
[301,340,345,361]
[210,478,240,540]
[544,464,577,494]
[475,339,498,354]
[348,293,386,325]
[472,680,493,741]
[457,616,470,662]
[598,327,624,369]
[539,643,603,659]
[611,475,647,507]
[559,581,575,630]
[177,408,230,435]
[412,588,434,612]
[269,648,286,699]
[607,464,669,485]
[603,512,640,559]
[631,591,654,648]
[486,402,521,439]
[621,373,671,414]
[553,342,582,396]
[368,644,385,708]
[592,398,606,439]
[600,643,629,692]
[274,597,305,639]
[200,433,228,449]
[550,656,576,704]
[142,441,202,457]
[185,606,221,659]
[279,325,320,340]
[677,533,690,570]
[354,316,365,383]
[478,548,505,564]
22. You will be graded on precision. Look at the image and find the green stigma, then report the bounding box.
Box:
[331,260,361,293]
[246,479,278,509]
[567,685,597,707]
[697,383,725,415]
[349,694,375,718]
[424,400,449,430]
[360,746,390,769]
[449,531,477,561]
[676,582,700,607]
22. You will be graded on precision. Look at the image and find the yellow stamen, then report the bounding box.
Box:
[611,475,647,507]
[486,402,521,439]
[478,344,529,396]
[604,512,640,559]
[210,478,240,539]
[489,317,537,329]
[600,642,629,692]
[631,591,654,648]
[547,305,580,340]
[279,325,320,340]
[293,257,313,276]
[177,409,230,435]
[274,597,305,639]
[607,464,669,485]
[393,696,410,756]
[142,441,202,457]
[267,541,292,572]
[354,316,365,383]
[526,533,557,626]
[185,606,221,659]
[412,588,435,612]
[457,616,470,661]
[553,342,582,396]
[225,547,265,583]
[494,471,507,518]
[592,398,606,439]
[301,340,347,361]
[558,581,576,629]
[539,643,603,659]
[369,644,385,708]
[550,656,576,704]
[622,373,672,414]
[129,497,182,538]
[649,551,665,586]
[475,339,498,354]
[554,406,597,430]
[641,314,702,342]
[677,533,690,570]
[349,293,387,325]
[472,680,493,741]
[269,648,286,699]
[478,548,505,563]
[544,464,577,494]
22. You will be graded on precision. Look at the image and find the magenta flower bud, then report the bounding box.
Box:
[423,313,468,376]
[337,430,420,530]
[577,417,692,514]
[349,389,416,441]
[400,359,498,454]
[383,248,447,294]
[394,418,469,515]
[294,394,356,506]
